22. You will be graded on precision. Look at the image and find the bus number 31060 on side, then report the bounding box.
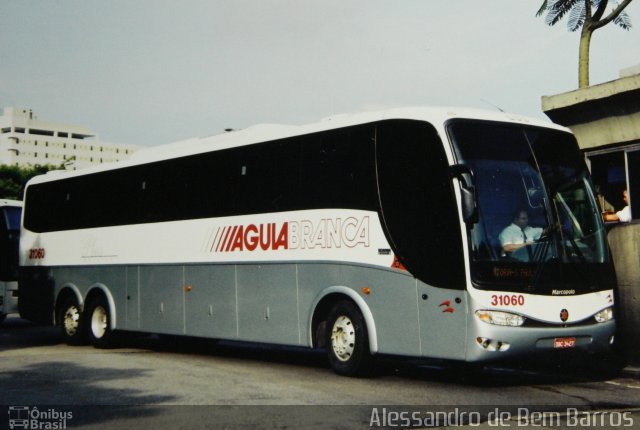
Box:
[28,248,45,259]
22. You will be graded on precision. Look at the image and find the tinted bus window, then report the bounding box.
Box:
[376,120,465,289]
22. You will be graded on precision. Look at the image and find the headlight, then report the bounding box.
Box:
[594,307,614,323]
[475,310,525,327]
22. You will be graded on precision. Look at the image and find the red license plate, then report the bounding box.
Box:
[553,337,576,348]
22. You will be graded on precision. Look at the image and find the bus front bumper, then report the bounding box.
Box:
[465,319,616,362]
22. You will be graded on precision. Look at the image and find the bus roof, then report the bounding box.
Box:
[25,106,566,186]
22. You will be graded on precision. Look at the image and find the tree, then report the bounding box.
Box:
[537,0,633,88]
[0,164,59,200]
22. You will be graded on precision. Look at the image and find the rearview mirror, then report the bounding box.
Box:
[450,164,478,224]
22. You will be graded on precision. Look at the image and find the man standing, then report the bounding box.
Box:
[603,189,631,222]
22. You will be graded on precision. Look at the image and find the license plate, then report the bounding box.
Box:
[553,337,576,348]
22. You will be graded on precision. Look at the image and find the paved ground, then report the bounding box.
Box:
[1,317,639,429]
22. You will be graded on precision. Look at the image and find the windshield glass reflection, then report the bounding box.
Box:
[448,120,611,293]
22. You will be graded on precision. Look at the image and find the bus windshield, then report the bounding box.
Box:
[4,206,21,231]
[448,120,612,294]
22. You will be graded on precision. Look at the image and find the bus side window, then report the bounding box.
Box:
[376,120,465,289]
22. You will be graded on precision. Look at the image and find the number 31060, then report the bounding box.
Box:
[491,294,525,306]
[29,248,45,259]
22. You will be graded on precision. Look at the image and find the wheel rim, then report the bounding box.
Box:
[331,315,355,362]
[63,305,80,336]
[91,306,108,339]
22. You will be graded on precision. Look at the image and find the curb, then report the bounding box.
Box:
[622,366,640,379]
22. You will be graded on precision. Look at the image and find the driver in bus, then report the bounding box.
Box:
[498,209,545,256]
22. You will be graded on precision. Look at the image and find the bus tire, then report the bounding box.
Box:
[0,313,6,324]
[58,296,85,345]
[326,300,373,377]
[86,295,115,348]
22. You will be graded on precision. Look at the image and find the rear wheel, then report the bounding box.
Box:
[86,295,115,348]
[58,296,85,345]
[326,300,373,376]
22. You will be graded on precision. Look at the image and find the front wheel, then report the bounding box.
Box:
[86,295,116,348]
[326,300,373,376]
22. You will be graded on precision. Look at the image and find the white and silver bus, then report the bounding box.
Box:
[0,199,21,324]
[18,107,616,375]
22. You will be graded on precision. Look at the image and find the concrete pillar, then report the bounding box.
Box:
[607,223,640,365]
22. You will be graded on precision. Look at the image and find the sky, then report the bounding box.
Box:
[1,1,639,147]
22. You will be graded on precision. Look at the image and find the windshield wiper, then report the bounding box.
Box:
[564,235,587,264]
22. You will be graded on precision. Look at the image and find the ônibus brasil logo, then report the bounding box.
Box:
[7,406,73,429]
[209,216,370,253]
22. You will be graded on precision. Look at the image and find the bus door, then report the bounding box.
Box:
[417,282,467,360]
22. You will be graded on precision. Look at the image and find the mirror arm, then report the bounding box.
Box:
[449,164,479,224]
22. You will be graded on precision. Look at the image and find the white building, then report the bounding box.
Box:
[0,107,140,169]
